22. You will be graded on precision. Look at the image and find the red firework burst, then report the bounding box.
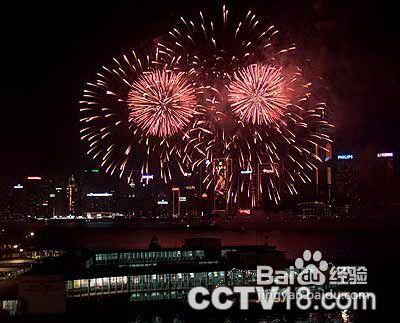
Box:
[127,69,197,138]
[228,64,289,125]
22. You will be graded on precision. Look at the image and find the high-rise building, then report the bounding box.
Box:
[66,175,78,215]
[171,187,180,218]
[212,158,231,215]
[334,153,357,204]
[52,186,65,217]
[237,169,255,210]
[181,183,198,219]
[9,176,53,219]
[155,192,169,219]
[256,162,279,208]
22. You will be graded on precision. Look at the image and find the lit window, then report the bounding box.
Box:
[73,280,81,289]
[90,279,96,287]
[96,278,103,287]
[82,279,89,288]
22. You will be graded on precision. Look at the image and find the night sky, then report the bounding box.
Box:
[0,0,399,178]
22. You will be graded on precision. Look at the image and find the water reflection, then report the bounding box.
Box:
[126,311,353,323]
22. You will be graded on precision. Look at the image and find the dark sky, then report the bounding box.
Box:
[0,0,399,178]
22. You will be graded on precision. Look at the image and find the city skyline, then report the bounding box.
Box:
[0,0,399,178]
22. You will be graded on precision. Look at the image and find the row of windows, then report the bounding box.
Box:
[94,250,205,264]
[1,300,18,316]
[67,272,226,289]
[65,271,257,298]
[130,290,187,301]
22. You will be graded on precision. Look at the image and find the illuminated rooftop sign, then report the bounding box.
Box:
[141,174,154,180]
[337,154,354,160]
[262,168,274,174]
[86,193,113,197]
[13,184,23,189]
[179,196,187,202]
[377,152,394,158]
[27,176,42,180]
[157,200,168,205]
[240,170,252,174]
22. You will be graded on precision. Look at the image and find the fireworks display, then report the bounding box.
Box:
[160,5,333,204]
[79,51,201,182]
[127,69,197,138]
[228,64,289,126]
[80,5,333,205]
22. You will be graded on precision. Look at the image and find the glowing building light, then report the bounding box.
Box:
[13,184,23,189]
[337,154,354,160]
[262,169,274,174]
[183,172,192,177]
[179,196,187,202]
[55,187,62,191]
[86,193,113,197]
[172,187,180,191]
[49,194,56,198]
[27,176,42,180]
[240,170,252,174]
[141,174,154,180]
[91,169,100,173]
[377,152,394,158]
[157,200,169,205]
[185,186,196,190]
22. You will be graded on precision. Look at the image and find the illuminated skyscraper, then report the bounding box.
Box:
[237,169,255,210]
[256,163,278,206]
[66,175,78,215]
[212,158,232,214]
[172,187,181,218]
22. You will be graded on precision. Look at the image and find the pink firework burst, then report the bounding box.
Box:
[127,69,197,138]
[228,64,289,125]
